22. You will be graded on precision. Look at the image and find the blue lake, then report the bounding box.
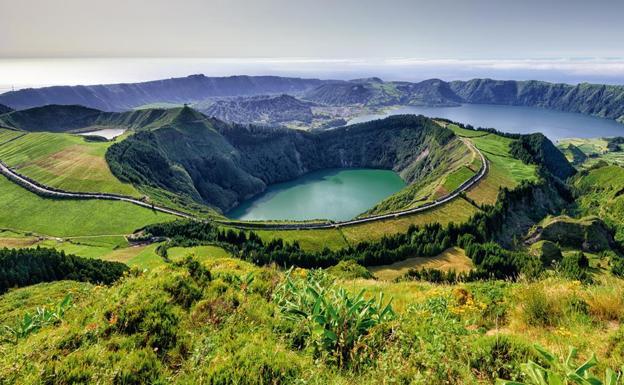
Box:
[348,104,624,141]
[227,168,405,221]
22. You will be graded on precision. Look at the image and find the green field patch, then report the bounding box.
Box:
[253,228,349,251]
[125,243,165,270]
[369,247,473,281]
[342,198,478,244]
[447,124,490,138]
[0,131,139,196]
[442,166,476,192]
[167,245,230,263]
[0,175,175,237]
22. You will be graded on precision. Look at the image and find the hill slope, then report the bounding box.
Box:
[106,109,459,212]
[0,104,12,115]
[0,75,325,111]
[201,94,317,124]
[0,105,196,133]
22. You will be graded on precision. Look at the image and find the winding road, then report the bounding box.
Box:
[0,138,487,230]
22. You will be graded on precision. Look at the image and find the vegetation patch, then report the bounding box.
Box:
[0,131,139,196]
[370,247,473,281]
[0,175,175,237]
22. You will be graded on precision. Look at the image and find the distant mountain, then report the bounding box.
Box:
[449,79,624,122]
[302,78,403,106]
[0,104,191,132]
[0,104,12,115]
[0,75,325,112]
[304,78,624,123]
[2,75,624,124]
[201,94,318,124]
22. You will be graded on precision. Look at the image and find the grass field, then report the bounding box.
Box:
[167,245,230,262]
[342,197,479,244]
[0,175,175,237]
[253,228,349,251]
[369,247,473,280]
[0,129,139,196]
[0,129,24,145]
[449,128,538,206]
[442,165,476,193]
[558,137,624,168]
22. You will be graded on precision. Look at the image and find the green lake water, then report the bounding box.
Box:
[227,168,406,221]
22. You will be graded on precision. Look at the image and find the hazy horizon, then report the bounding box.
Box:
[1,57,624,93]
[2,0,623,91]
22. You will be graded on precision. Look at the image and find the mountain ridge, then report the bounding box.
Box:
[0,75,325,112]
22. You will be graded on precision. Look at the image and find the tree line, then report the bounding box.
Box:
[0,247,129,294]
[141,179,564,280]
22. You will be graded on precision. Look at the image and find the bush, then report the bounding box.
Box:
[200,339,302,385]
[470,335,535,382]
[164,276,203,309]
[612,257,624,278]
[560,252,590,281]
[114,349,164,385]
[519,285,560,327]
[106,296,181,354]
[326,260,373,280]
[273,270,395,367]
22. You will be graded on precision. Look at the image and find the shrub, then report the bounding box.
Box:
[612,257,624,278]
[106,296,181,354]
[43,350,97,385]
[519,285,560,327]
[560,252,590,281]
[273,270,395,367]
[200,339,302,385]
[164,276,203,309]
[114,349,165,385]
[470,335,535,382]
[326,260,373,280]
[497,345,624,385]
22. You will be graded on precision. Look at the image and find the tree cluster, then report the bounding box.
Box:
[0,247,129,293]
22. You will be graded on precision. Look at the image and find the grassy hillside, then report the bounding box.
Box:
[369,246,473,280]
[448,124,538,205]
[0,128,139,196]
[0,175,174,237]
[1,254,622,384]
[365,135,475,214]
[558,137,624,168]
[573,164,624,243]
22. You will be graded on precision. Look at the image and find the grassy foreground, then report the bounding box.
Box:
[0,253,622,384]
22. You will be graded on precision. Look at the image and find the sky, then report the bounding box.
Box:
[1,0,623,89]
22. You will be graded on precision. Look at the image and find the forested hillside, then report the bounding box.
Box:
[106,109,458,212]
[0,104,12,115]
